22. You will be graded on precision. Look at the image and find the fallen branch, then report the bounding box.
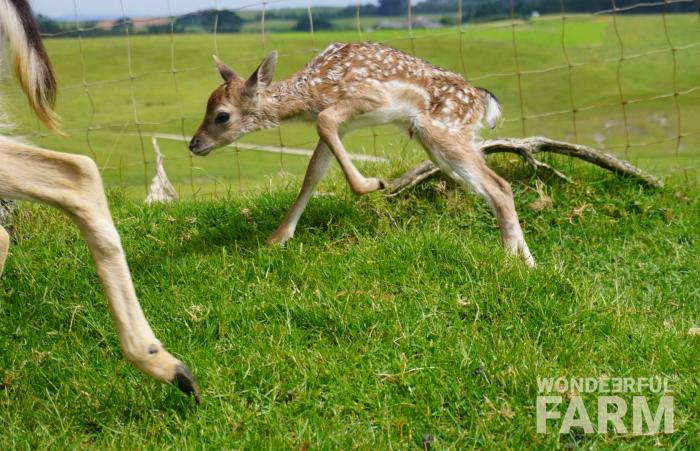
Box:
[385,136,663,195]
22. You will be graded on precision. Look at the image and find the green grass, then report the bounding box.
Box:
[1,161,699,447]
[2,14,698,198]
[2,13,700,448]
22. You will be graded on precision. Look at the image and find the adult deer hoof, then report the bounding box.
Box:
[173,362,201,404]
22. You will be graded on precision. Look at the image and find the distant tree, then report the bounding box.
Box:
[414,0,460,14]
[294,15,333,32]
[261,9,306,20]
[459,0,697,21]
[439,16,457,26]
[378,0,409,16]
[174,9,242,33]
[146,22,171,34]
[215,10,244,32]
[36,14,63,34]
[336,3,379,17]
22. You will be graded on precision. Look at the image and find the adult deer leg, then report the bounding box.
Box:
[0,225,8,276]
[0,137,200,401]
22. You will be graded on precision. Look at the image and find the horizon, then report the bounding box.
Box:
[30,0,378,20]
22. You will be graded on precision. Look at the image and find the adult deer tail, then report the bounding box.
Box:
[0,0,60,131]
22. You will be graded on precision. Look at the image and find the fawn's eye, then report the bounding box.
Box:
[215,111,230,124]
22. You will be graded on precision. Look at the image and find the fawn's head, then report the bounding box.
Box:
[189,52,278,155]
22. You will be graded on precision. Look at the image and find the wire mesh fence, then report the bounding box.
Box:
[8,0,699,199]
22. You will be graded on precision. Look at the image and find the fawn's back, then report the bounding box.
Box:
[291,42,492,133]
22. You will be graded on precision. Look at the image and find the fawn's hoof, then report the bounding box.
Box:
[267,230,293,246]
[352,178,387,195]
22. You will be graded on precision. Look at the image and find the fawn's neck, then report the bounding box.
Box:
[260,75,314,124]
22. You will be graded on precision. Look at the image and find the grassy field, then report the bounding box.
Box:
[1,164,699,448]
[237,14,449,33]
[1,12,700,448]
[3,14,698,198]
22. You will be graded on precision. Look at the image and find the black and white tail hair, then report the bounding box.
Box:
[0,0,59,131]
[477,87,502,130]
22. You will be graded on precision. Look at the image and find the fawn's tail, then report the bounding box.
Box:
[477,87,502,130]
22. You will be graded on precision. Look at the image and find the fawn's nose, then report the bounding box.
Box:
[188,136,201,152]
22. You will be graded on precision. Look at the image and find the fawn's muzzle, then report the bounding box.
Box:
[188,136,201,152]
[189,134,218,156]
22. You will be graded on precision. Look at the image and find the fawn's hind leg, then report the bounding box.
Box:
[0,225,8,276]
[418,124,535,267]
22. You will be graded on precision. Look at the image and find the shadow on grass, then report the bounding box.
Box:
[121,192,382,267]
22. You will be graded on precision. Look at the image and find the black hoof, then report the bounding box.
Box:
[173,362,201,404]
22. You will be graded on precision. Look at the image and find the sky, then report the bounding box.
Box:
[30,0,372,20]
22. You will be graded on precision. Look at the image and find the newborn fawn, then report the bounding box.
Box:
[190,42,534,266]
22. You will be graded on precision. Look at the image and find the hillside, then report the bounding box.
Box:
[1,164,698,448]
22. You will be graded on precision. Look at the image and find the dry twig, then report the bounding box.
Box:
[145,138,179,205]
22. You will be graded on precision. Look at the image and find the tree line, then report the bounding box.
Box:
[37,1,698,36]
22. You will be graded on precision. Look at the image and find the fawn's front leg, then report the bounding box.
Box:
[316,100,386,195]
[268,140,333,245]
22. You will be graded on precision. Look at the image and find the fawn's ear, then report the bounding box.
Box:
[213,55,240,82]
[244,51,278,95]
